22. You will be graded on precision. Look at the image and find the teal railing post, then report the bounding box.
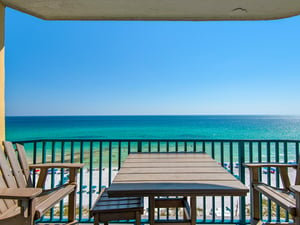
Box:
[108,141,112,185]
[238,141,246,225]
[138,141,142,152]
[78,141,84,222]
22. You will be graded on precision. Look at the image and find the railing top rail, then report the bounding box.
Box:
[11,138,300,143]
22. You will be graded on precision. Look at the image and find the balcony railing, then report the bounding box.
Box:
[12,139,300,224]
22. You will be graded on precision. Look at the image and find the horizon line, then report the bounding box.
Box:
[5,114,300,117]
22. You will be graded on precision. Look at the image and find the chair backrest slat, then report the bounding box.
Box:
[3,142,27,188]
[16,143,33,187]
[0,145,18,188]
[0,145,18,214]
[0,175,16,212]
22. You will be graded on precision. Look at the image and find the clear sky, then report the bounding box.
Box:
[4,8,300,116]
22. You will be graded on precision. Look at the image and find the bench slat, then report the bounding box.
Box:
[91,188,144,214]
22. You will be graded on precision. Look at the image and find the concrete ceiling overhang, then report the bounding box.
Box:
[1,0,300,20]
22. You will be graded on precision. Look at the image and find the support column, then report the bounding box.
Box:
[0,4,5,142]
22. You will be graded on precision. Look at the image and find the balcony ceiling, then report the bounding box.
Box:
[1,0,300,21]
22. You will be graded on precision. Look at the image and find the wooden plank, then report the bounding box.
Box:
[108,181,248,196]
[0,199,8,215]
[68,167,77,222]
[0,145,18,211]
[119,167,227,174]
[15,143,33,187]
[122,162,218,168]
[149,196,155,225]
[94,203,143,211]
[112,180,246,185]
[294,185,300,225]
[249,166,260,222]
[100,196,142,201]
[113,173,236,182]
[94,202,143,210]
[0,145,18,188]
[36,168,48,188]
[29,163,84,169]
[35,184,75,218]
[3,142,27,188]
[0,188,42,199]
[94,203,142,210]
[190,196,196,225]
[136,210,141,225]
[154,198,185,208]
[0,175,11,213]
[125,158,215,163]
[97,211,141,223]
[0,204,20,220]
[110,181,249,196]
[262,188,295,206]
[279,167,291,190]
[291,185,300,193]
[128,153,209,159]
[95,199,142,206]
[255,184,295,212]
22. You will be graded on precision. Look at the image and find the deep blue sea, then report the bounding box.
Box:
[6,115,300,141]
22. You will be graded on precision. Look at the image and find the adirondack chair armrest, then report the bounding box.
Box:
[245,163,295,190]
[243,163,297,169]
[290,185,300,194]
[29,163,84,169]
[0,188,42,200]
[30,163,84,188]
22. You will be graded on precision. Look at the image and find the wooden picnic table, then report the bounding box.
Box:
[108,152,248,225]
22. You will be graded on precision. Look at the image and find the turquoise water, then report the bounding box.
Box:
[6,115,300,141]
[6,115,300,166]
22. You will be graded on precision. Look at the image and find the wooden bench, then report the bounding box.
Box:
[90,188,144,225]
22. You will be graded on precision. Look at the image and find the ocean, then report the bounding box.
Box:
[6,115,300,141]
[6,115,300,179]
[6,115,298,216]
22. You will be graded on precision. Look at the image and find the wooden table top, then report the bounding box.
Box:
[108,152,248,197]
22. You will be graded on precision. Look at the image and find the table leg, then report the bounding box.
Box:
[149,196,155,225]
[136,211,141,225]
[190,196,197,225]
[93,214,99,225]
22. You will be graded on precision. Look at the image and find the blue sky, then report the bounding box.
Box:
[4,8,300,116]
